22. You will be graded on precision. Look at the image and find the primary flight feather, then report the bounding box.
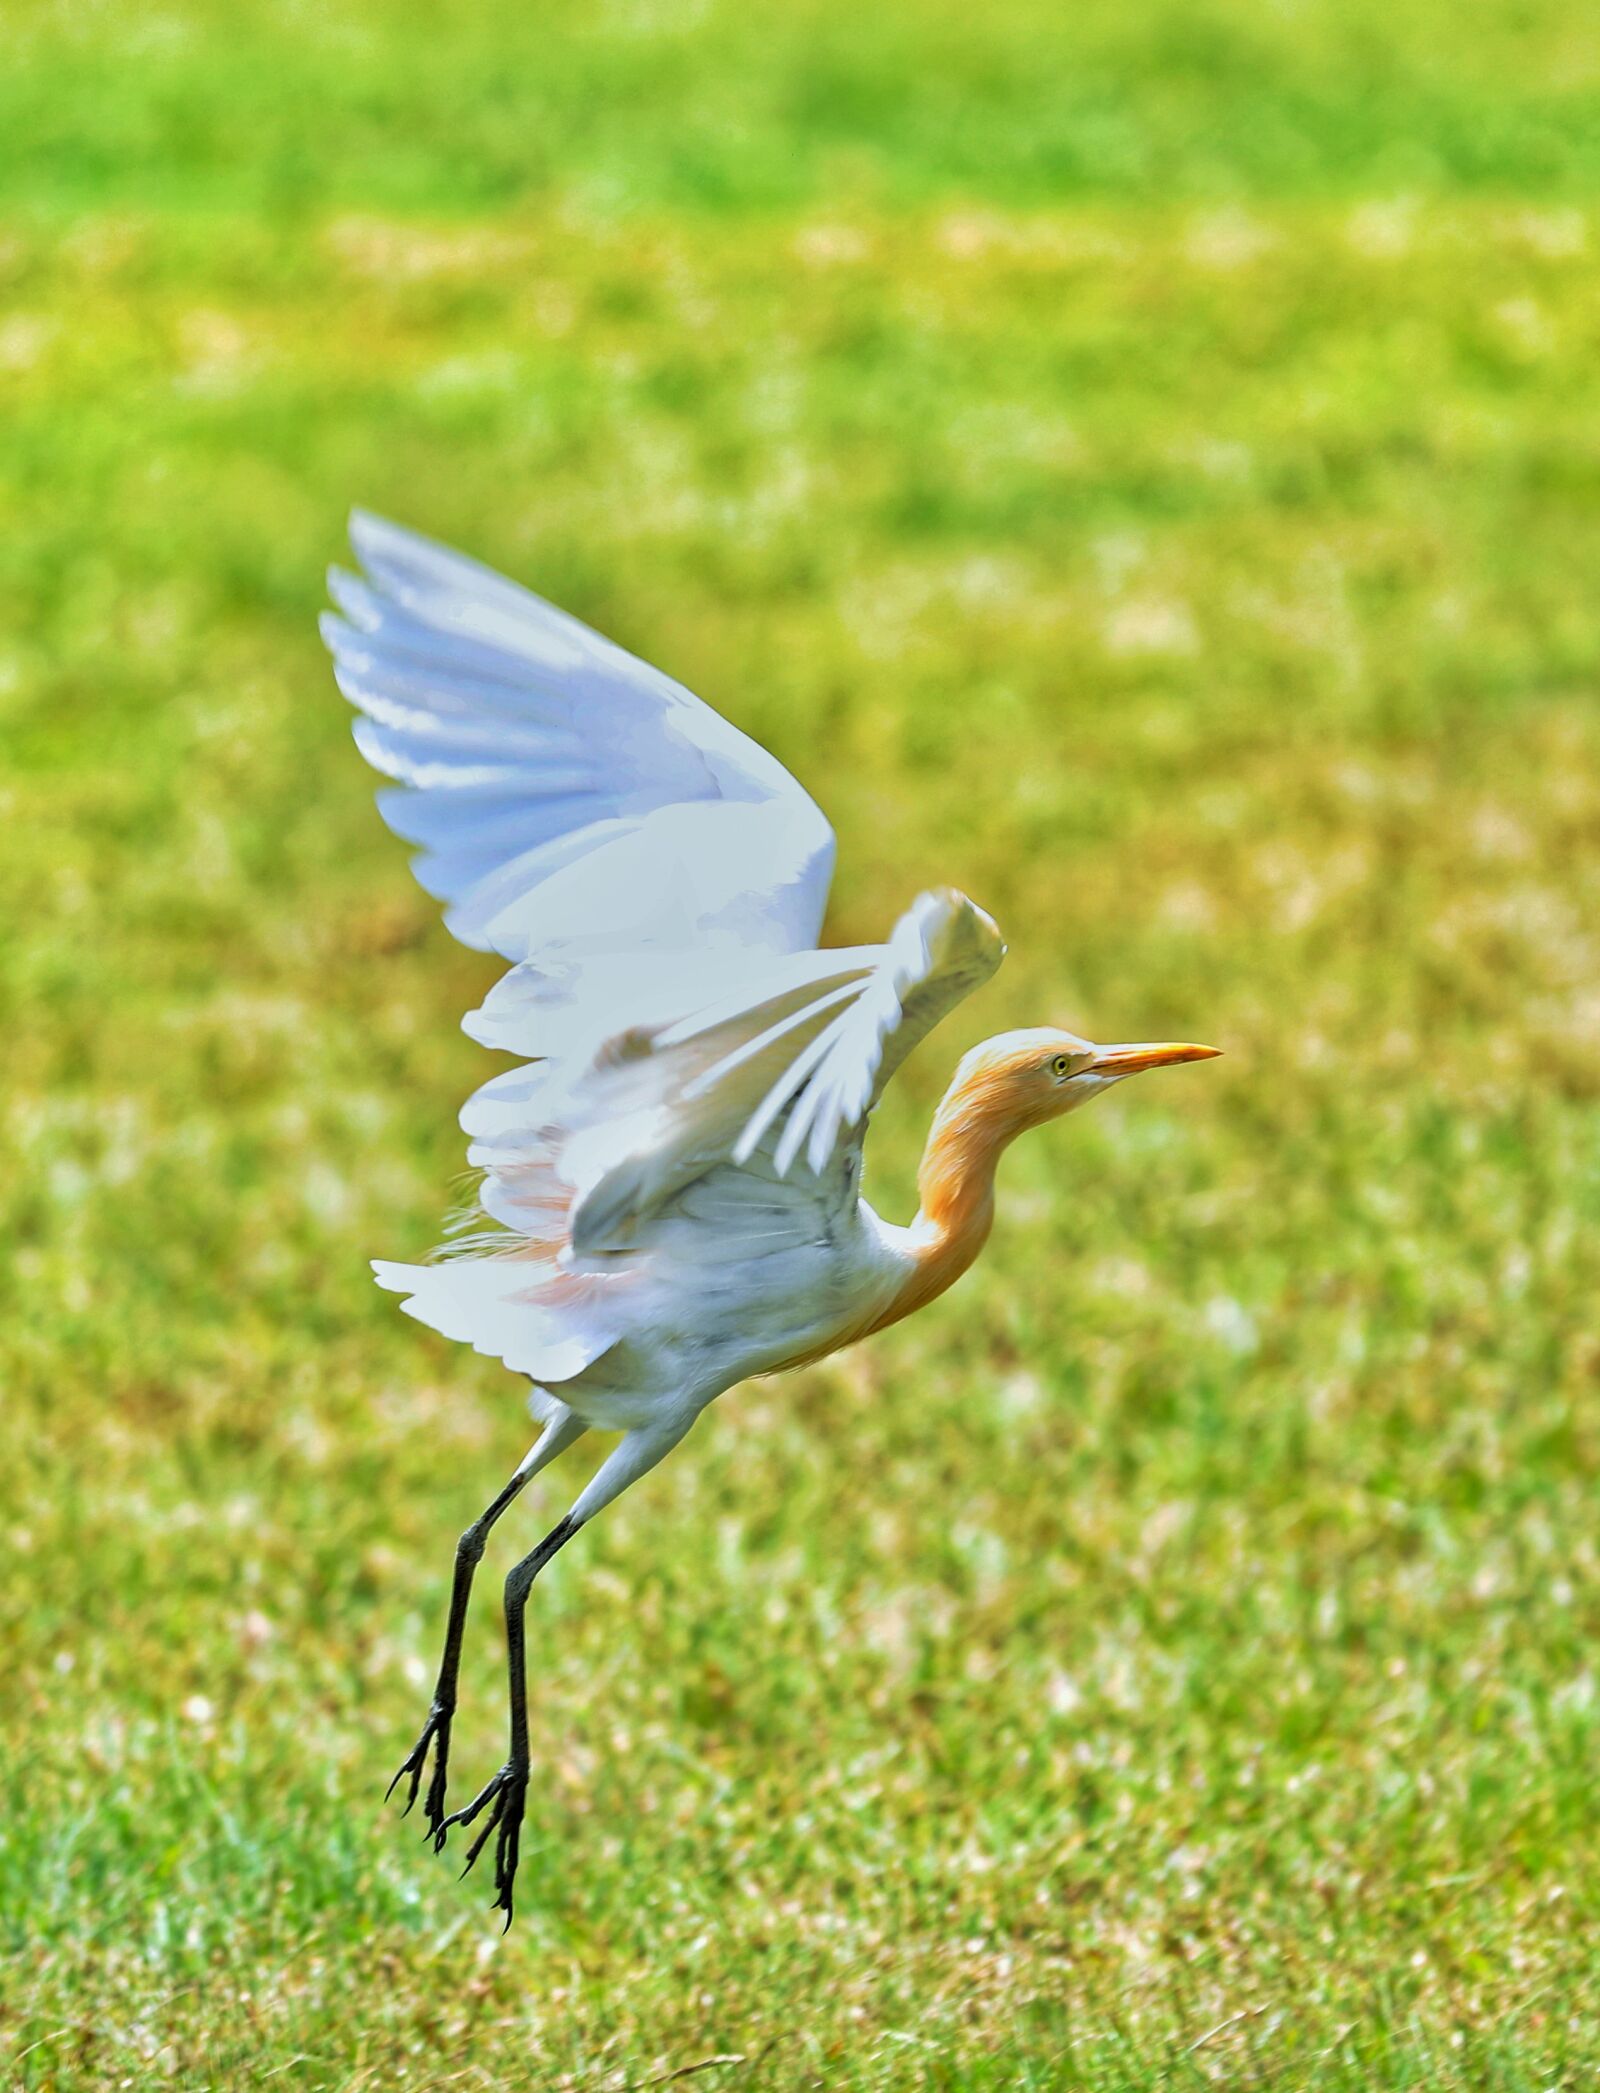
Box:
[323,513,1218,1922]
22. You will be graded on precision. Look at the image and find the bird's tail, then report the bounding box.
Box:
[372,1254,620,1386]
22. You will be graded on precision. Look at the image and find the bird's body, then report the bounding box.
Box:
[504,1154,909,1438]
[323,514,1217,1920]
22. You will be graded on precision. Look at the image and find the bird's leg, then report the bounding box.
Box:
[437,1510,581,1920]
[388,1409,586,1846]
[439,1420,693,1925]
[385,1470,528,1844]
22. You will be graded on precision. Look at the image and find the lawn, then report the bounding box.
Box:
[3,1,1600,2085]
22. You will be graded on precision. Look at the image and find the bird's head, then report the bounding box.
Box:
[910,1023,1222,1251]
[945,1025,1221,1141]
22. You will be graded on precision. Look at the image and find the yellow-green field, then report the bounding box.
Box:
[4,1,1600,2085]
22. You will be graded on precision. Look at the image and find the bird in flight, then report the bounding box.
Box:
[322,514,1219,1923]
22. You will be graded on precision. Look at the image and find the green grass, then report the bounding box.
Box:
[4,1,1600,2084]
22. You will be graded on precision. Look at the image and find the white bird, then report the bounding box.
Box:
[322,513,1219,1921]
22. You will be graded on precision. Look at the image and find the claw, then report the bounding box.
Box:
[460,1808,499,1879]
[436,1760,529,1920]
[386,1701,454,1843]
[438,1772,497,1840]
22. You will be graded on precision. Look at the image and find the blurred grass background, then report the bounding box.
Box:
[4,0,1600,2085]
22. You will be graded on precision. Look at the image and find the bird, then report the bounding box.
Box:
[321,512,1219,1923]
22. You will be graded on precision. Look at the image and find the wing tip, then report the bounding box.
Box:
[349,505,402,559]
[918,886,1007,979]
[326,561,367,606]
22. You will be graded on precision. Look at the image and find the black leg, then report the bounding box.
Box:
[435,1511,581,1924]
[387,1459,541,1846]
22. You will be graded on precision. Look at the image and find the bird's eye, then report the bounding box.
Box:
[1050,1053,1075,1079]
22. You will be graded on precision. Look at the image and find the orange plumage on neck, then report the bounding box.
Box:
[867,1056,1031,1335]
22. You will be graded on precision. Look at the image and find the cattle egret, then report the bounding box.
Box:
[322,514,1219,1921]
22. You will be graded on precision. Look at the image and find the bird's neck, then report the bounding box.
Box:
[868,1062,1026,1335]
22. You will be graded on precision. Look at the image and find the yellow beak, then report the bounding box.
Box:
[1090,1040,1222,1076]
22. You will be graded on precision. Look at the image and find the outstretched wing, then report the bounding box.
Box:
[323,513,835,986]
[463,886,1006,1255]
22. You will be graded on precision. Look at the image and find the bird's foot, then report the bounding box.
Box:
[385,1699,455,1848]
[437,1759,529,1925]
